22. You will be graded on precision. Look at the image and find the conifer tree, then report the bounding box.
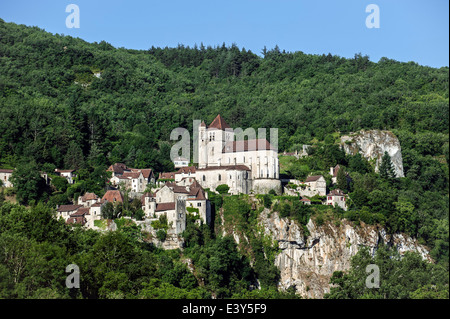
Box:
[379,151,396,179]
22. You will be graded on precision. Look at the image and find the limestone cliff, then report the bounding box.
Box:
[258,209,430,299]
[341,130,404,177]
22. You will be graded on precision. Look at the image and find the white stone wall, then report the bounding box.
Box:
[252,179,282,195]
[0,172,13,188]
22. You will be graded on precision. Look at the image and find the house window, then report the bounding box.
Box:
[218,174,221,181]
[197,203,201,207]
[202,175,206,181]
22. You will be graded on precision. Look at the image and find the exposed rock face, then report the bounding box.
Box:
[341,130,404,177]
[258,210,430,299]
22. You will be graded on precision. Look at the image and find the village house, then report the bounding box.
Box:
[102,190,124,203]
[0,169,13,188]
[66,207,90,226]
[77,192,100,207]
[303,175,327,196]
[284,175,326,198]
[55,169,75,184]
[107,163,154,192]
[326,189,348,211]
[174,166,196,183]
[111,171,146,193]
[56,204,83,222]
[142,179,211,233]
[173,156,189,168]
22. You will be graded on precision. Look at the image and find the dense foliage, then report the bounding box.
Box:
[0,19,448,299]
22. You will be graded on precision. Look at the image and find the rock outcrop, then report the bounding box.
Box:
[258,209,430,299]
[341,130,404,177]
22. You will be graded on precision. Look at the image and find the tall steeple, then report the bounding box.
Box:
[208,114,231,131]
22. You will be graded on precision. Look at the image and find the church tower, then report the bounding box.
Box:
[198,114,234,168]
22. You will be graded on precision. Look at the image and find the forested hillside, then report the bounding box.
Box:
[0,19,448,299]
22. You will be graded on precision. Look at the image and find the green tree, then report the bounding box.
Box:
[379,151,396,179]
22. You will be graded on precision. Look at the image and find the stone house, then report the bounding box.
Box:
[66,207,90,226]
[77,192,99,207]
[107,163,154,191]
[141,180,211,233]
[102,190,124,203]
[303,175,327,196]
[325,189,348,211]
[0,169,13,188]
[55,169,75,184]
[113,171,145,193]
[173,156,189,168]
[56,204,83,222]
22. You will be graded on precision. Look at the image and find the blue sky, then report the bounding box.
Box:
[0,0,448,68]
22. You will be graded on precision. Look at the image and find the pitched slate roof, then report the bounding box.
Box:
[222,139,276,153]
[208,114,231,130]
[71,207,90,217]
[107,163,128,174]
[327,189,346,196]
[57,204,83,212]
[305,175,323,182]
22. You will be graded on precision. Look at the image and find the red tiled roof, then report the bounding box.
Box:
[200,121,206,127]
[118,172,141,179]
[305,175,323,182]
[102,190,124,203]
[155,202,175,212]
[57,204,83,212]
[222,139,276,153]
[0,169,14,173]
[80,192,98,201]
[300,198,311,202]
[138,169,154,179]
[208,114,231,130]
[188,187,206,200]
[177,166,196,174]
[66,216,86,225]
[71,207,90,217]
[159,172,176,180]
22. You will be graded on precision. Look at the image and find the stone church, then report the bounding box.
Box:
[196,114,281,195]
